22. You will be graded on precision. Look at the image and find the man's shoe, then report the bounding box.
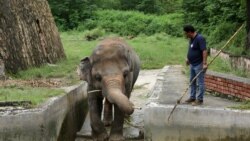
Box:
[185,98,196,104]
[192,100,203,106]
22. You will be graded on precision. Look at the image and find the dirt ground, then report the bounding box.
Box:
[130,69,161,109]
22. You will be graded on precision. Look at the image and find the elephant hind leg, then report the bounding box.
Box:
[103,98,113,126]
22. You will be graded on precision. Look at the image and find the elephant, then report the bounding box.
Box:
[78,38,140,141]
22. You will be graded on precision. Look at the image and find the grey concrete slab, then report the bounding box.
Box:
[148,65,241,108]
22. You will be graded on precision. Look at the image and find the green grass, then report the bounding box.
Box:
[128,33,187,69]
[0,86,64,106]
[230,100,250,110]
[208,56,250,78]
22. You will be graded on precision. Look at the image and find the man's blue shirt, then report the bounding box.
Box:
[187,34,206,66]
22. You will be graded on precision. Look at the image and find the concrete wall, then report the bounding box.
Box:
[0,82,88,141]
[205,71,250,99]
[210,48,250,71]
[144,104,250,141]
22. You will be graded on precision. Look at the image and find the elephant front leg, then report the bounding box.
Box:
[109,105,125,141]
[89,96,108,141]
[103,98,113,126]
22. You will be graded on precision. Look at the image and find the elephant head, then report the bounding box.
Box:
[78,38,139,115]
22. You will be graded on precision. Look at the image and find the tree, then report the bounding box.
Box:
[48,0,98,30]
[246,0,250,50]
[120,0,141,11]
[0,0,66,74]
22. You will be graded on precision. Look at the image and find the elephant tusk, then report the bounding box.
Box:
[133,106,142,110]
[88,90,101,94]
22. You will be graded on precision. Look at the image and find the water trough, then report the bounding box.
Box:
[0,82,88,141]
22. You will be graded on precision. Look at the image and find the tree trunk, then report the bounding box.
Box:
[246,0,250,50]
[0,0,66,74]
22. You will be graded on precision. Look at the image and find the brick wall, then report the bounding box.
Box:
[205,71,250,99]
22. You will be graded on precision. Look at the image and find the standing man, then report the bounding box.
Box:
[183,25,208,106]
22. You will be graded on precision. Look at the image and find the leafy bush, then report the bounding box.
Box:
[79,10,183,37]
[84,28,106,41]
[208,22,236,46]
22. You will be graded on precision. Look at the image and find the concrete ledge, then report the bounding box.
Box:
[0,82,88,141]
[144,103,250,141]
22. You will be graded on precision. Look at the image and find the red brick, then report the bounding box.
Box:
[205,75,212,79]
[205,79,213,84]
[235,86,242,91]
[233,89,238,93]
[227,83,234,88]
[242,83,249,89]
[236,81,244,86]
[218,82,224,86]
[209,83,217,88]
[223,82,228,87]
[222,89,230,95]
[217,78,222,81]
[240,91,250,98]
[226,79,234,84]
[221,78,228,83]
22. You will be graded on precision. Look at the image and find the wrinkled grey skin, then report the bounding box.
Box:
[78,38,140,141]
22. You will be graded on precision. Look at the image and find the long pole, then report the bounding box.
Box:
[167,24,245,122]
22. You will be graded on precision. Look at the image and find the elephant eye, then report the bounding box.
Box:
[95,74,102,81]
[123,70,129,78]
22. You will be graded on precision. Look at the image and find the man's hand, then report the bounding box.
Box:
[186,59,190,66]
[203,62,208,72]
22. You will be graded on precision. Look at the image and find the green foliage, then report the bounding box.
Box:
[95,0,121,9]
[120,0,141,10]
[183,0,247,55]
[48,0,98,30]
[136,0,159,14]
[120,0,183,14]
[231,100,250,110]
[47,0,184,30]
[84,28,106,41]
[208,22,236,46]
[79,10,184,36]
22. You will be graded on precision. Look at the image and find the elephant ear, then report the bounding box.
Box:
[78,57,92,82]
[125,49,134,72]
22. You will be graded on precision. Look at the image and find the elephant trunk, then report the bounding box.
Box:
[103,76,134,115]
[106,88,134,115]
